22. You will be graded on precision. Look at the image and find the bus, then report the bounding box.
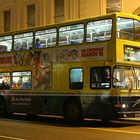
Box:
[0,12,140,122]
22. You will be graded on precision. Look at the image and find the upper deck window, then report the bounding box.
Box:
[86,19,112,42]
[0,36,12,52]
[59,24,84,46]
[117,17,140,42]
[14,32,33,51]
[35,28,57,48]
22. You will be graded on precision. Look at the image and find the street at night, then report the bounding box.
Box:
[0,115,140,140]
[0,1,140,140]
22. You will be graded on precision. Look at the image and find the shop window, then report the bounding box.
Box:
[69,68,83,89]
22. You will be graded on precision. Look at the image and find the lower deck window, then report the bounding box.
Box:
[113,66,138,89]
[12,71,32,90]
[0,72,10,89]
[69,68,83,89]
[90,67,110,89]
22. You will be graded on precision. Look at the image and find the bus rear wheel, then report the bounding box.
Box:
[64,99,82,123]
[0,98,6,117]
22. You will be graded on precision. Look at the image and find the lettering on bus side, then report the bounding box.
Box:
[80,45,107,60]
[11,96,31,106]
[81,47,103,57]
[0,56,12,64]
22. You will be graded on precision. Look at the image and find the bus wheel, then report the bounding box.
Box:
[0,98,6,117]
[64,99,82,123]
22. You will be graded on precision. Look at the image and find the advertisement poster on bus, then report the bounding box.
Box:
[54,47,79,63]
[53,43,107,63]
[79,44,107,61]
[0,51,34,67]
[0,53,13,67]
[33,50,52,90]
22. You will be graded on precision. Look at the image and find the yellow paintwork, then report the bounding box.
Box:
[0,12,140,97]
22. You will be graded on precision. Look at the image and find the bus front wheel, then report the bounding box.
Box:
[64,99,83,123]
[0,98,6,116]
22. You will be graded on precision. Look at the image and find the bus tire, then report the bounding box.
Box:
[63,98,82,123]
[0,98,6,117]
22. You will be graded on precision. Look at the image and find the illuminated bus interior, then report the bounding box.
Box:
[0,13,140,121]
[117,17,140,41]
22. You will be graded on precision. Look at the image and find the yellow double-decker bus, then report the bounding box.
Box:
[0,12,140,122]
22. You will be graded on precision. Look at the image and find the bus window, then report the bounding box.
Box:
[12,71,32,90]
[124,46,140,62]
[134,20,140,41]
[134,68,140,89]
[90,67,110,89]
[0,72,10,90]
[69,68,83,89]
[86,19,112,42]
[35,28,57,48]
[14,32,33,51]
[0,36,12,52]
[117,18,134,41]
[59,24,84,46]
[113,66,136,89]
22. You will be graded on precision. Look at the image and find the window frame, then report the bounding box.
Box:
[0,35,13,52]
[0,71,11,90]
[13,31,33,51]
[35,27,57,48]
[11,70,32,90]
[86,18,113,43]
[112,66,137,90]
[69,67,84,90]
[59,23,85,46]
[117,17,140,42]
[90,66,111,89]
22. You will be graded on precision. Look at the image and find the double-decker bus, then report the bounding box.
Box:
[0,12,140,122]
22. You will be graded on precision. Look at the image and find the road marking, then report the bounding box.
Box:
[87,127,140,135]
[0,135,26,140]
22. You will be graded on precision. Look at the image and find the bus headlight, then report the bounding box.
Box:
[115,103,128,109]
[122,104,126,108]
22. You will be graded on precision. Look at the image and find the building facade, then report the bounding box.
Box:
[0,0,139,33]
